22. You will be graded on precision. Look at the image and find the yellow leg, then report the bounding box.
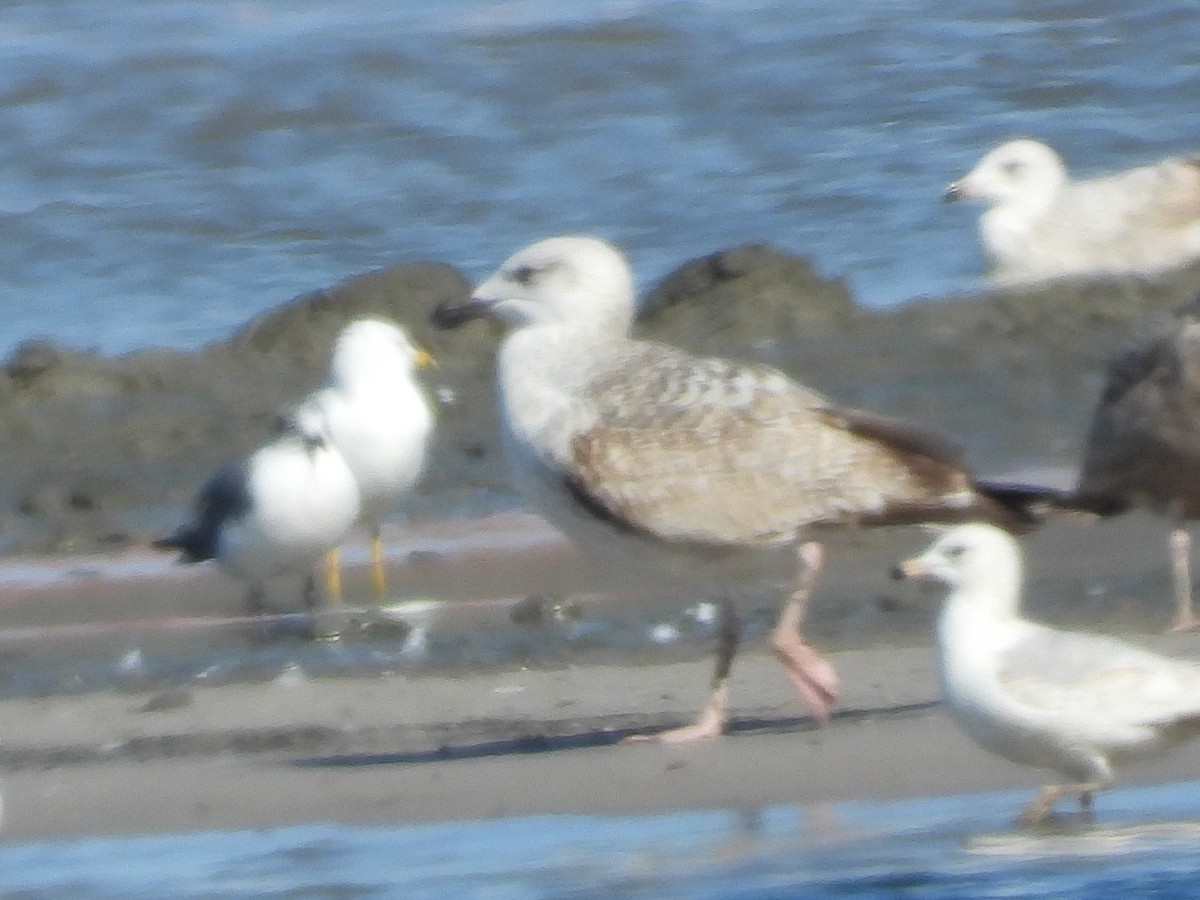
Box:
[371,528,386,604]
[324,546,343,608]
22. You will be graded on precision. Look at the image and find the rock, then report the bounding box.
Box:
[639,244,858,360]
[228,262,472,366]
[0,260,474,554]
[2,246,1200,556]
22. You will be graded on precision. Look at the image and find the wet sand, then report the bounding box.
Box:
[2,511,1200,843]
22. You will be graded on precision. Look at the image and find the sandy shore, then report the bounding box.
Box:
[4,641,1200,843]
[1,511,1200,843]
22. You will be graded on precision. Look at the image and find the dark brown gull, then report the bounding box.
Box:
[946,139,1200,285]
[432,235,1052,743]
[1076,295,1200,631]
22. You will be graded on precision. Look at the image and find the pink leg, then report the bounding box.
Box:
[1020,777,1108,826]
[770,543,839,723]
[1020,785,1064,826]
[624,598,740,744]
[1169,528,1200,632]
[624,681,732,745]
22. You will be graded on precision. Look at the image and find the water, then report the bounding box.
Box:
[3,783,1200,898]
[0,0,1197,356]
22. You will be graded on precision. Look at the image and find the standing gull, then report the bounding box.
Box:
[154,404,361,618]
[291,318,435,604]
[432,235,1053,743]
[895,523,1200,824]
[946,139,1200,284]
[1075,295,1200,631]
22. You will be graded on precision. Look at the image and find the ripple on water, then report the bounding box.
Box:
[0,0,1196,354]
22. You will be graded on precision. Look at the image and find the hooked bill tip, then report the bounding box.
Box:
[430,296,493,330]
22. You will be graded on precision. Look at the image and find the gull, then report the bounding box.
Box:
[431,235,1054,743]
[1075,294,1200,631]
[895,523,1200,825]
[291,318,435,604]
[946,139,1200,284]
[154,404,361,619]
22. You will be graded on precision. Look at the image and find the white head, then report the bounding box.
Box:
[945,139,1068,209]
[329,317,433,389]
[894,523,1024,618]
[431,236,636,334]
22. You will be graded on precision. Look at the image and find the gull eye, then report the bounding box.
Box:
[944,544,965,560]
[1001,159,1023,176]
[511,265,538,286]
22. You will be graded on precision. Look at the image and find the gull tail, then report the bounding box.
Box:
[974,479,1098,533]
[152,527,216,564]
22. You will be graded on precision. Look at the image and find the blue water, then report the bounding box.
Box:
[1,0,1197,355]
[3,783,1200,898]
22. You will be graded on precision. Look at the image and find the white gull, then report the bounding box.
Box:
[292,317,435,603]
[896,523,1200,824]
[946,139,1200,285]
[154,404,361,618]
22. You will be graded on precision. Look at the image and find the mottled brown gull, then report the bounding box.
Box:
[896,524,1200,825]
[1076,295,1200,631]
[432,235,1053,743]
[946,139,1200,285]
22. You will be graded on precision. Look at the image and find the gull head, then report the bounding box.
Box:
[892,523,1024,614]
[431,235,636,333]
[945,139,1068,207]
[330,317,434,387]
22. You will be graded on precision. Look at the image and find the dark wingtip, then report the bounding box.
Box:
[974,480,1130,533]
[151,529,211,563]
[430,297,492,330]
[943,182,963,203]
[888,564,907,582]
[151,534,180,551]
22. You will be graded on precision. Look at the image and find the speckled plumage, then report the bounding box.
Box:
[558,341,978,547]
[478,240,1020,567]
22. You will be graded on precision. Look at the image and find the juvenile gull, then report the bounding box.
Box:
[432,235,1053,743]
[895,523,1200,824]
[154,405,361,618]
[291,318,435,603]
[1075,295,1200,631]
[946,139,1200,284]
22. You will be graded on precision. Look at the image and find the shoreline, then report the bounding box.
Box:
[0,509,1199,842]
[5,638,1200,844]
